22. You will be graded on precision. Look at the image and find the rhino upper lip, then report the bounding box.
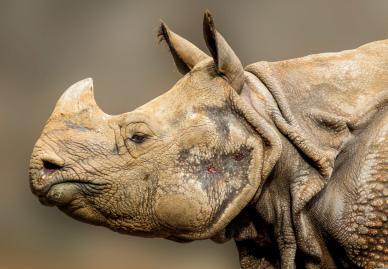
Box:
[31,169,108,197]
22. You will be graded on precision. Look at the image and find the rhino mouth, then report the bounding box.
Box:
[31,169,109,207]
[37,181,85,206]
[32,176,109,225]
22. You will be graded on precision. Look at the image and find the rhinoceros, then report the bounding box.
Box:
[29,11,387,269]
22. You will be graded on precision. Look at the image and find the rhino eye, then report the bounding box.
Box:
[129,133,147,144]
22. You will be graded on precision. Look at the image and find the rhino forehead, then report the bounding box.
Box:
[134,68,228,116]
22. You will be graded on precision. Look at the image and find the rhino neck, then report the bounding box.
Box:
[239,68,337,267]
[246,62,348,181]
[240,71,278,125]
[213,69,338,266]
[228,128,334,267]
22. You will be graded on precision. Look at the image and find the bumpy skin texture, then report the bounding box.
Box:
[29,12,387,269]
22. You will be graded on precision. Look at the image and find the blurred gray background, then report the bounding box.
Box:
[1,1,387,268]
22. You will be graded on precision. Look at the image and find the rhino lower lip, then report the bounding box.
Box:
[50,182,81,205]
[39,179,107,205]
[39,182,81,206]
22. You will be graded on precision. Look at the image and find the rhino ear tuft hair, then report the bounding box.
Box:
[158,21,209,74]
[203,10,245,93]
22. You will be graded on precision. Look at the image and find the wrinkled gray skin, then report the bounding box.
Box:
[29,12,387,269]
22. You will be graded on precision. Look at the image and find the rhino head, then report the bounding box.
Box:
[29,12,281,242]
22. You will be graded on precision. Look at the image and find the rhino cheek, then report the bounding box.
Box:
[155,191,211,231]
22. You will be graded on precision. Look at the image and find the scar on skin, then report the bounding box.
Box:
[207,165,217,174]
[64,120,93,132]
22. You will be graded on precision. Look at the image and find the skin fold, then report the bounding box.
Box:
[29,11,387,269]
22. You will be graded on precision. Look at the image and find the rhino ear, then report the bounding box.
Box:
[158,21,209,74]
[203,11,245,93]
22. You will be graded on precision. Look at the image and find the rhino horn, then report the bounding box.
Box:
[53,78,102,115]
[203,11,244,93]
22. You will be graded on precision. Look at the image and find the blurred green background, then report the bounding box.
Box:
[1,1,387,268]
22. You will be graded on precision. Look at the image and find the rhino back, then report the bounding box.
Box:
[266,39,388,121]
[246,39,388,180]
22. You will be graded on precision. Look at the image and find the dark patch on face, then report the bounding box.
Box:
[234,152,245,161]
[177,145,253,223]
[64,120,93,132]
[195,105,231,140]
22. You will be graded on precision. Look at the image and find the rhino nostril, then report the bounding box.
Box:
[42,159,63,172]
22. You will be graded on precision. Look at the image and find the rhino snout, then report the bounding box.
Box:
[29,151,64,195]
[29,150,83,207]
